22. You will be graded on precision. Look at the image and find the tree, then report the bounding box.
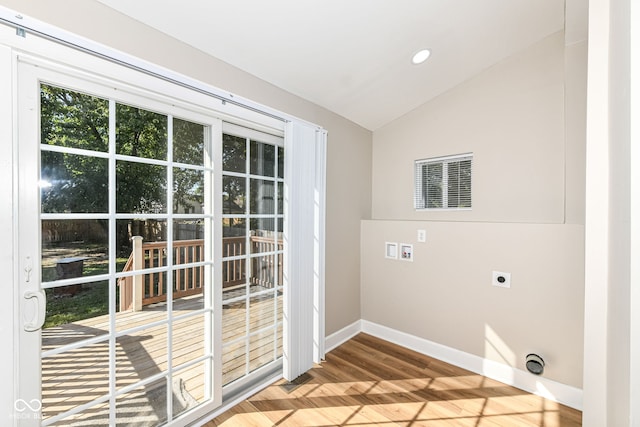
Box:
[40,85,204,251]
[173,118,205,214]
[40,85,109,214]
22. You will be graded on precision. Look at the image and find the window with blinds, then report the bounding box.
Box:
[414,153,472,210]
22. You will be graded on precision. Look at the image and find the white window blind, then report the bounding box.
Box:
[414,153,472,210]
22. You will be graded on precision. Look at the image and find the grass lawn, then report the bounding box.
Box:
[42,244,128,328]
[44,281,110,328]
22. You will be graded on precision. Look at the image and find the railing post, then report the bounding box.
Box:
[132,236,144,312]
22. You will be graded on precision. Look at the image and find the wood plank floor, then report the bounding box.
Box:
[206,333,582,427]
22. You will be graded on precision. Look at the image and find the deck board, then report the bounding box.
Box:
[41,290,282,424]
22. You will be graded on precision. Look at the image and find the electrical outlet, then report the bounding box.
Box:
[417,229,426,243]
[492,271,511,288]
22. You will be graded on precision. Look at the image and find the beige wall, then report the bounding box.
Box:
[366,31,587,388]
[0,0,371,335]
[565,40,588,225]
[361,220,585,387]
[373,32,566,223]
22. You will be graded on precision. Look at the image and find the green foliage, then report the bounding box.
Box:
[222,134,247,214]
[40,86,109,213]
[116,104,167,159]
[40,84,204,217]
[40,85,109,152]
[173,118,205,213]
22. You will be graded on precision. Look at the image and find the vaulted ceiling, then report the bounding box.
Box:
[97,0,584,131]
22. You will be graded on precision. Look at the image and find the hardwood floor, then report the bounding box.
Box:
[205,333,582,427]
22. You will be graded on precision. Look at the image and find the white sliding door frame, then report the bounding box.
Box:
[17,58,224,427]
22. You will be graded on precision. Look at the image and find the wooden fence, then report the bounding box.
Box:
[118,236,283,312]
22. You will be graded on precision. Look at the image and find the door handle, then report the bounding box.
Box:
[24,290,46,332]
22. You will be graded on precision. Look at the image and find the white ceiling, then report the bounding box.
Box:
[97,0,568,131]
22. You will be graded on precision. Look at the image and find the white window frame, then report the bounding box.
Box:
[414,153,473,211]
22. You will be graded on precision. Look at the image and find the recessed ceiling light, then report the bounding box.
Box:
[412,49,432,65]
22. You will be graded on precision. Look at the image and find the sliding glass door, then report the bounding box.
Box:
[221,124,284,390]
[12,38,321,426]
[18,63,221,426]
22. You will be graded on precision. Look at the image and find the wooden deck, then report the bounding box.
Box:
[207,333,582,427]
[41,290,282,425]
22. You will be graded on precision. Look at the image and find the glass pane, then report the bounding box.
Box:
[223,176,246,214]
[425,163,443,208]
[173,266,204,298]
[173,226,204,267]
[276,252,283,286]
[276,319,283,358]
[249,329,275,373]
[173,118,205,166]
[222,289,247,386]
[222,340,246,386]
[174,219,205,241]
[173,168,204,214]
[41,84,108,152]
[116,324,168,389]
[116,219,167,271]
[116,103,167,160]
[250,254,275,289]
[447,161,460,208]
[250,141,275,177]
[41,151,108,213]
[223,299,246,343]
[42,280,109,350]
[116,378,168,426]
[222,218,247,242]
[173,221,206,300]
[173,283,205,314]
[172,314,206,370]
[48,401,110,426]
[116,161,167,213]
[115,271,168,332]
[41,340,110,422]
[278,146,284,179]
[222,134,246,173]
[459,159,472,208]
[222,259,246,294]
[249,292,276,334]
[277,182,283,214]
[249,179,275,215]
[249,218,276,242]
[174,362,208,418]
[42,219,109,281]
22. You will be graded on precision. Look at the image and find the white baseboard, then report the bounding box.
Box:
[325,319,583,411]
[324,320,362,353]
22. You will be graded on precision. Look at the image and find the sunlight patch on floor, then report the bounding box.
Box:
[428,374,486,390]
